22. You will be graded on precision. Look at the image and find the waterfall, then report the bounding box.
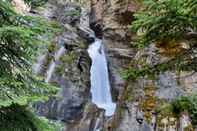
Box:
[45,46,66,83]
[33,54,46,74]
[88,39,116,116]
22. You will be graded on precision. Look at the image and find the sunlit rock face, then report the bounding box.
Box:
[11,0,30,14]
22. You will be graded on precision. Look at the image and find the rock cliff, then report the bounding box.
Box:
[29,0,197,130]
[32,1,105,130]
[89,0,197,131]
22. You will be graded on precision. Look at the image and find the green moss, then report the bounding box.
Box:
[55,63,65,75]
[109,83,130,130]
[47,44,57,53]
[156,101,176,127]
[42,53,53,72]
[60,51,77,64]
[122,84,133,102]
[54,51,77,75]
[78,42,87,49]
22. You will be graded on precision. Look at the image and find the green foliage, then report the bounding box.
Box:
[0,1,60,107]
[24,0,48,8]
[171,94,197,125]
[0,104,63,131]
[156,94,197,126]
[0,0,17,25]
[124,0,197,80]
[0,0,61,130]
[131,0,197,47]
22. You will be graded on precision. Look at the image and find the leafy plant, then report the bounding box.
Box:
[171,95,197,125]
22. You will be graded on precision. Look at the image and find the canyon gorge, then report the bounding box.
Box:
[1,0,197,131]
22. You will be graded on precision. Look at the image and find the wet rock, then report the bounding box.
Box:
[77,27,95,44]
[33,0,92,125]
[63,103,105,131]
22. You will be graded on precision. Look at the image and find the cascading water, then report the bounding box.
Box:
[45,46,66,83]
[88,39,116,116]
[33,54,46,74]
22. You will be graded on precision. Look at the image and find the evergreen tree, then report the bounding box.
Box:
[124,0,197,79]
[0,0,60,130]
[131,0,197,47]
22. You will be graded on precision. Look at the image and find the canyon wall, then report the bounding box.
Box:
[90,0,197,131]
[31,1,105,130]
[29,0,197,130]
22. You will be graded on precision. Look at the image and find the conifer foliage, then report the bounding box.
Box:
[131,0,197,47]
[0,0,59,130]
[124,0,197,80]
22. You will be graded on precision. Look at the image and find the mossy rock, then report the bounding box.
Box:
[140,85,157,123]
[47,44,57,53]
[60,51,77,64]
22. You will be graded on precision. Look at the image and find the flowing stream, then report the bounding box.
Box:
[88,39,116,116]
[45,46,66,83]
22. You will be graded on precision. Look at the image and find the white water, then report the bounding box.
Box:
[45,46,66,83]
[33,54,46,74]
[88,39,116,116]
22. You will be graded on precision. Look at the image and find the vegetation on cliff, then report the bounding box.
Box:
[123,0,197,126]
[157,94,197,126]
[24,0,47,8]
[0,0,61,130]
[124,0,197,80]
[132,0,197,47]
